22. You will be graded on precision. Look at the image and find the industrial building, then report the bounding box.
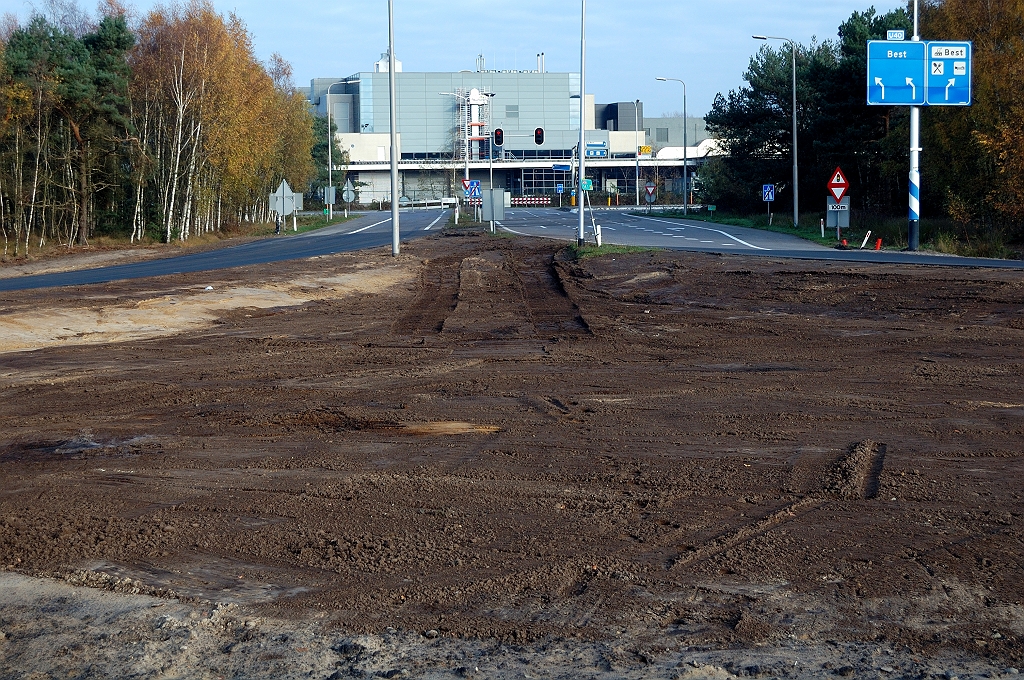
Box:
[308,54,713,204]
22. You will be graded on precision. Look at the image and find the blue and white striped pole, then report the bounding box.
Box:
[908,0,921,251]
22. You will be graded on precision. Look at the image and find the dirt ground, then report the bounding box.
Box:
[1,231,1023,679]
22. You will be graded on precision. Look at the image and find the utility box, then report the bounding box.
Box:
[482,189,506,221]
[827,196,851,228]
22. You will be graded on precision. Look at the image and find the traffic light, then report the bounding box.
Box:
[534,127,544,145]
[493,128,504,146]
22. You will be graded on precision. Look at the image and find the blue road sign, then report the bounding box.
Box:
[556,183,564,194]
[585,149,607,158]
[552,164,572,172]
[867,40,926,106]
[762,184,775,202]
[469,180,482,198]
[926,41,972,105]
[887,29,905,41]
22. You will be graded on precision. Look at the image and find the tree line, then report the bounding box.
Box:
[0,1,316,256]
[701,0,1023,247]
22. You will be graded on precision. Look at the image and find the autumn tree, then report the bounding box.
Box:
[923,0,1024,240]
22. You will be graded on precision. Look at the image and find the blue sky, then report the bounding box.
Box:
[5,0,906,115]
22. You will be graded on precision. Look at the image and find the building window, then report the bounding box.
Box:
[656,128,669,143]
[506,105,520,118]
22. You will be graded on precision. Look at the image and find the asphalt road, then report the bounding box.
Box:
[499,208,1024,269]
[0,209,449,292]
[2,207,1022,292]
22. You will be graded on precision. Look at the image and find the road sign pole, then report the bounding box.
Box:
[908,0,921,251]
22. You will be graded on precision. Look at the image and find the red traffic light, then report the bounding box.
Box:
[534,127,544,145]
[493,128,504,146]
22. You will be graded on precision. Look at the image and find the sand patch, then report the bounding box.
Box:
[0,266,415,354]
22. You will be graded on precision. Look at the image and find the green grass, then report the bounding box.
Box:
[568,243,662,260]
[249,213,357,237]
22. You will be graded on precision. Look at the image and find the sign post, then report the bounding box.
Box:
[867,4,973,251]
[644,181,657,203]
[827,167,851,239]
[827,196,851,239]
[342,179,355,218]
[763,184,775,223]
[269,179,303,233]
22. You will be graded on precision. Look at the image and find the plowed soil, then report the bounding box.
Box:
[1,232,1023,678]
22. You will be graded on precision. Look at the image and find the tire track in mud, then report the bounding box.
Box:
[508,250,590,336]
[669,441,887,571]
[391,254,462,335]
[820,440,888,500]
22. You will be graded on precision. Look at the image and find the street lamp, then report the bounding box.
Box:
[387,0,399,256]
[577,0,587,247]
[753,34,799,227]
[324,80,347,220]
[656,77,687,215]
[631,99,640,207]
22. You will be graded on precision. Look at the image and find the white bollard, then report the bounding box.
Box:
[860,230,873,249]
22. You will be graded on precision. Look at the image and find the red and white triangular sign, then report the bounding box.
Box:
[462,179,472,192]
[828,167,850,202]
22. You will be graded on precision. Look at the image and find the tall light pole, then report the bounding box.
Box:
[753,34,799,227]
[632,99,640,206]
[387,0,400,256]
[577,0,587,247]
[656,77,687,215]
[325,81,346,221]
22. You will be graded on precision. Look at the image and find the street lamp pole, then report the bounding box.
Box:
[753,35,799,227]
[633,100,640,207]
[387,0,399,256]
[656,77,687,215]
[325,81,346,221]
[577,0,587,247]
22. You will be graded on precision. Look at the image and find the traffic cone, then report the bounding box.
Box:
[875,238,882,251]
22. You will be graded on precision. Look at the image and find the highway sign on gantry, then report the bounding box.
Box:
[926,41,972,105]
[867,40,926,105]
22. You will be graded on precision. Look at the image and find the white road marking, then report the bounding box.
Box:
[633,215,770,250]
[423,211,448,231]
[348,218,390,235]
[500,224,531,236]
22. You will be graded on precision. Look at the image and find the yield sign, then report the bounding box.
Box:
[645,181,657,197]
[828,167,850,203]
[462,178,472,193]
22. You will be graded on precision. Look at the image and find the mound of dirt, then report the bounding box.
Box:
[1,234,1023,676]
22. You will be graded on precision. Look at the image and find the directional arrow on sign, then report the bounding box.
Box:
[945,78,955,101]
[906,77,916,99]
[874,77,885,100]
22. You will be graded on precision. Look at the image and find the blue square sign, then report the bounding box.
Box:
[762,184,775,202]
[867,41,927,105]
[926,41,972,105]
